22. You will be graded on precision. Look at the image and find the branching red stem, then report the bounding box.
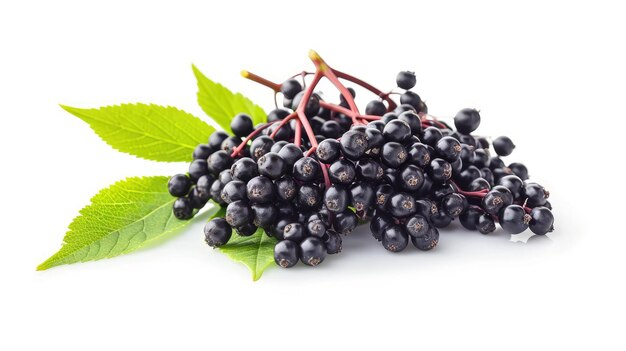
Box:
[230,120,280,157]
[333,69,397,111]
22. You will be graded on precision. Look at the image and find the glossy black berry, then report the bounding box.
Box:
[277,143,303,170]
[398,111,422,136]
[225,200,251,227]
[428,158,452,183]
[407,143,431,167]
[350,182,375,212]
[235,223,257,237]
[193,144,213,160]
[529,207,554,235]
[381,142,408,168]
[328,159,356,184]
[499,205,531,234]
[274,240,299,268]
[271,141,288,154]
[246,176,274,203]
[231,157,258,182]
[482,186,514,216]
[476,213,496,234]
[220,180,247,204]
[416,199,438,218]
[340,130,368,160]
[283,223,306,243]
[431,210,453,228]
[280,78,302,99]
[250,136,274,161]
[306,218,326,238]
[324,184,349,213]
[195,175,213,197]
[472,149,489,168]
[405,215,430,238]
[188,159,209,182]
[435,136,462,162]
[508,162,529,180]
[364,128,384,156]
[267,108,291,122]
[209,179,225,205]
[251,203,277,228]
[187,187,207,209]
[398,164,424,192]
[297,184,322,210]
[442,193,467,217]
[489,157,506,170]
[382,226,409,252]
[524,183,549,207]
[382,112,398,124]
[400,91,421,110]
[383,119,411,143]
[493,136,515,156]
[230,113,254,138]
[256,152,286,179]
[320,120,343,138]
[388,193,416,218]
[459,206,482,230]
[207,150,233,175]
[293,157,320,182]
[168,174,191,197]
[270,177,294,203]
[421,127,443,147]
[218,169,233,184]
[300,237,326,266]
[204,218,232,247]
[356,158,383,182]
[370,213,392,241]
[316,139,341,163]
[334,209,358,235]
[208,131,229,150]
[272,216,295,239]
[411,227,439,250]
[173,197,194,220]
[498,175,524,199]
[324,230,342,254]
[396,71,416,90]
[374,184,393,211]
[365,100,387,116]
[220,136,241,154]
[453,108,481,134]
[291,91,320,118]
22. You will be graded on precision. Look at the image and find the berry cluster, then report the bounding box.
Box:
[167,51,554,269]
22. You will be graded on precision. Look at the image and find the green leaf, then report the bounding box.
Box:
[192,64,267,132]
[218,228,277,281]
[61,103,214,162]
[38,176,199,270]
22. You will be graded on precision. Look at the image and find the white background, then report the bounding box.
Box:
[1,0,624,350]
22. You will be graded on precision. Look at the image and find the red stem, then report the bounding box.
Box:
[333,69,397,111]
[230,120,280,157]
[269,112,297,139]
[240,71,281,92]
[318,101,379,123]
[450,181,489,198]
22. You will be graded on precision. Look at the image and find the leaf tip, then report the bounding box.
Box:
[36,261,50,271]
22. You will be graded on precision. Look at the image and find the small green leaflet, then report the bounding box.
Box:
[61,103,214,162]
[219,228,277,281]
[192,64,267,132]
[38,176,203,270]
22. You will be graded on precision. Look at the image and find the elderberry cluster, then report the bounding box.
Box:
[167,65,555,270]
